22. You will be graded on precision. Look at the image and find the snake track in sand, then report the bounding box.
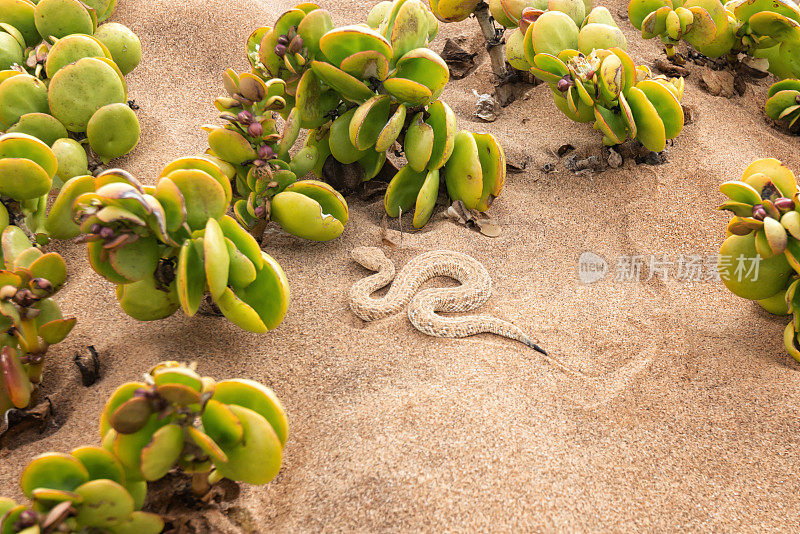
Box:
[349,247,578,374]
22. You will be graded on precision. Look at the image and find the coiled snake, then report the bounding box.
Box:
[349,247,553,359]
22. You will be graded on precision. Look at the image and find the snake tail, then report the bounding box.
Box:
[523,338,547,355]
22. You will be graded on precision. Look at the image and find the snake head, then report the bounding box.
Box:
[351,247,386,271]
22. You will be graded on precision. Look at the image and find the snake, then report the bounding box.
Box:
[349,246,553,358]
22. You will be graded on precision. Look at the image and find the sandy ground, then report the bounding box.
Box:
[2,0,800,531]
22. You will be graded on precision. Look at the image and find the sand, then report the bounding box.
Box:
[2,0,800,531]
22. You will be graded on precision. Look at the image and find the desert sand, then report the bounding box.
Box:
[2,0,800,531]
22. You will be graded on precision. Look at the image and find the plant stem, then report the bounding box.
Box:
[191,472,212,497]
[17,319,45,384]
[249,219,268,245]
[473,2,516,107]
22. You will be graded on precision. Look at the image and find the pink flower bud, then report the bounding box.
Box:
[258,145,275,160]
[556,77,572,92]
[247,122,264,137]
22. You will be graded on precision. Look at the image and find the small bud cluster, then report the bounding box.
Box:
[237,110,264,137]
[84,221,141,250]
[220,109,277,166]
[556,53,599,94]
[752,197,795,221]
[132,386,172,417]
[0,276,53,302]
[25,42,49,70]
[114,381,212,435]
[0,277,53,318]
[14,510,38,530]
[274,27,304,58]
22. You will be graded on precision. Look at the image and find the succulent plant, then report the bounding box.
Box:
[0,72,49,131]
[765,78,800,133]
[231,1,507,230]
[0,1,142,164]
[428,0,533,107]
[507,4,628,70]
[744,0,800,79]
[0,224,75,415]
[254,0,437,96]
[0,447,162,533]
[384,126,505,228]
[717,160,797,301]
[100,361,288,495]
[1,362,287,532]
[628,0,732,59]
[46,160,291,333]
[429,0,482,22]
[714,159,800,359]
[0,22,25,71]
[35,0,103,39]
[205,69,349,241]
[0,0,40,49]
[529,47,685,151]
[92,22,143,76]
[499,0,621,60]
[51,137,90,184]
[0,0,126,59]
[0,132,60,240]
[282,0,437,104]
[628,0,800,78]
[48,56,127,130]
[489,0,542,28]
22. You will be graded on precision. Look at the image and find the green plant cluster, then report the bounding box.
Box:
[0,361,288,534]
[0,132,60,238]
[0,127,75,417]
[0,0,143,173]
[5,0,800,529]
[0,136,293,424]
[0,224,74,415]
[529,47,685,151]
[214,0,507,232]
[46,159,291,333]
[205,70,350,241]
[428,0,686,151]
[629,0,800,78]
[504,3,627,67]
[716,159,800,360]
[765,78,800,133]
